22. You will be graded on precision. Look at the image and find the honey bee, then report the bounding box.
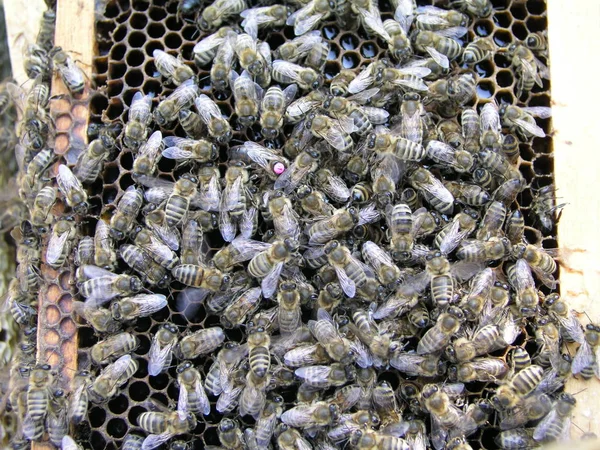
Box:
[148,324,179,376]
[456,237,511,262]
[260,85,297,139]
[49,47,85,95]
[444,181,490,207]
[241,5,290,36]
[177,109,204,140]
[409,167,454,214]
[323,240,374,299]
[248,239,298,298]
[450,357,509,382]
[72,301,121,333]
[91,332,139,365]
[198,0,247,31]
[230,70,263,127]
[176,361,211,416]
[307,206,358,245]
[497,392,551,431]
[232,141,290,180]
[542,294,584,344]
[390,352,445,377]
[281,401,339,429]
[161,135,217,166]
[315,282,344,313]
[502,42,549,97]
[449,0,492,17]
[427,140,474,173]
[475,200,505,241]
[57,164,88,213]
[94,219,117,270]
[153,49,195,87]
[88,354,139,403]
[221,287,262,328]
[499,103,552,140]
[463,37,495,65]
[350,429,410,450]
[240,370,270,419]
[133,227,179,270]
[572,323,600,380]
[78,265,143,307]
[308,308,354,364]
[512,242,557,288]
[139,410,197,450]
[124,91,153,150]
[23,44,50,80]
[312,168,353,203]
[413,29,466,69]
[218,418,245,449]
[361,240,402,288]
[384,19,413,63]
[247,326,271,378]
[120,244,169,286]
[532,393,575,443]
[110,186,144,240]
[249,394,284,447]
[415,5,468,30]
[283,342,331,367]
[493,365,545,409]
[67,370,92,426]
[177,327,225,360]
[43,218,75,269]
[144,209,181,252]
[74,135,114,184]
[305,113,355,153]
[234,33,271,79]
[155,79,199,126]
[172,262,229,292]
[193,27,237,67]
[272,60,323,91]
[213,236,271,272]
[276,281,301,335]
[286,0,334,35]
[418,307,465,354]
[25,364,53,424]
[195,94,232,143]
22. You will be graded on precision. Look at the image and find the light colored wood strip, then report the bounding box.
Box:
[548,0,600,440]
[3,0,47,85]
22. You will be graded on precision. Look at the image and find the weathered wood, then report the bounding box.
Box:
[548,0,600,441]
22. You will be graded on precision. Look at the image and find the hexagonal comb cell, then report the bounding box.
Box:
[36,0,554,448]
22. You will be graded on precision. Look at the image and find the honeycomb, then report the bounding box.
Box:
[44,0,557,449]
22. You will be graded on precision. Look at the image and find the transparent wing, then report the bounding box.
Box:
[334,266,356,298]
[46,230,69,266]
[360,7,391,41]
[436,26,469,39]
[198,175,221,212]
[521,106,552,119]
[261,262,284,298]
[148,336,175,376]
[142,433,174,450]
[426,47,449,69]
[514,118,546,138]
[348,66,375,94]
[195,94,223,123]
[57,164,84,194]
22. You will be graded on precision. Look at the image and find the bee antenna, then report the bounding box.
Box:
[571,388,588,396]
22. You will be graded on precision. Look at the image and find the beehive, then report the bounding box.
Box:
[15,0,596,448]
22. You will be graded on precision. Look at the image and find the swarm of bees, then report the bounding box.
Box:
[0,0,596,449]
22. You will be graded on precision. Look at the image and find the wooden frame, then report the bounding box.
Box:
[4,0,599,446]
[548,0,600,440]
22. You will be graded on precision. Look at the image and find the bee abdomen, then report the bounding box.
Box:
[249,346,271,378]
[431,274,454,306]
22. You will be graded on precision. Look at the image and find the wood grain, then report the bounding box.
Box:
[548,0,600,441]
[3,0,47,85]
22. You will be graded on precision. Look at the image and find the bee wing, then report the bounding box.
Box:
[403,270,430,293]
[416,175,454,205]
[438,221,467,255]
[195,94,223,123]
[272,60,303,83]
[130,294,168,316]
[358,203,380,225]
[57,164,84,194]
[532,407,559,442]
[427,140,456,165]
[136,174,175,191]
[480,103,501,132]
[571,340,592,376]
[241,14,259,39]
[221,176,243,212]
[153,50,176,76]
[451,261,483,282]
[322,175,351,202]
[258,41,271,65]
[193,34,227,64]
[349,337,374,368]
[168,78,199,105]
[274,203,300,241]
[281,404,319,426]
[283,84,298,104]
[62,57,85,85]
[348,66,375,94]
[243,141,288,170]
[219,211,237,243]
[290,5,326,36]
[198,175,221,212]
[176,287,210,320]
[554,313,584,345]
[390,353,425,375]
[295,365,331,383]
[149,221,180,251]
[261,262,284,299]
[142,433,175,450]
[362,240,394,271]
[230,237,271,263]
[394,0,415,32]
[104,354,135,379]
[275,157,314,193]
[193,376,211,415]
[46,229,70,266]
[468,268,494,297]
[162,147,194,160]
[363,106,390,124]
[239,207,258,239]
[519,58,544,87]
[425,46,450,69]
[416,14,450,27]
[521,106,552,119]
[348,87,380,104]
[333,265,356,298]
[148,337,176,377]
[513,118,546,138]
[438,26,469,39]
[81,264,116,280]
[359,7,391,42]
